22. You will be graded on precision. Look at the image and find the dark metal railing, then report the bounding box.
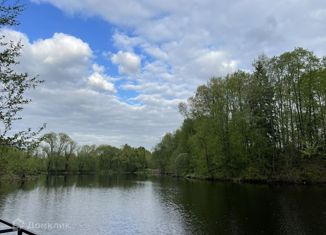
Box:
[0,219,37,235]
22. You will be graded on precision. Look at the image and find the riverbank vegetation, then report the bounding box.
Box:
[152,48,326,183]
[0,132,151,178]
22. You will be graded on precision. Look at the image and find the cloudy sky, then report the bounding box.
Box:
[3,0,326,149]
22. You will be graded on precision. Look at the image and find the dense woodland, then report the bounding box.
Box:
[0,132,151,178]
[152,48,326,182]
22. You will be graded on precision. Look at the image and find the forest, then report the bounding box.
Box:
[0,132,151,178]
[152,48,326,182]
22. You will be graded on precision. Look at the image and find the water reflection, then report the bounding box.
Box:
[0,175,325,234]
[155,178,326,234]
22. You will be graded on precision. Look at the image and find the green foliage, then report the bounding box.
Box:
[38,132,150,175]
[0,1,44,149]
[0,132,152,178]
[152,48,326,181]
[0,147,44,176]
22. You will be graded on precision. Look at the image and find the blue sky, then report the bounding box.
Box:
[17,1,139,102]
[3,0,326,148]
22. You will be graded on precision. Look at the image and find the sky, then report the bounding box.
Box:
[3,0,326,149]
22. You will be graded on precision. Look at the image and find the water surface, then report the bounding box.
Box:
[0,175,325,234]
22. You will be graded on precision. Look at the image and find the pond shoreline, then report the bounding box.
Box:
[150,171,326,185]
[1,170,326,185]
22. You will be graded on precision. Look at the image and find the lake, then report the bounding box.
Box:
[0,175,325,235]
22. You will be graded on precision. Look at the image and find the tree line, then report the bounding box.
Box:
[0,132,151,178]
[152,48,326,182]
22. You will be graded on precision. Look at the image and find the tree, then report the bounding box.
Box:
[0,1,44,149]
[41,132,59,172]
[41,132,58,157]
[248,57,276,173]
[153,48,326,181]
[40,132,77,172]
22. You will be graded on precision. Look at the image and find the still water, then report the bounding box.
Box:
[0,175,325,235]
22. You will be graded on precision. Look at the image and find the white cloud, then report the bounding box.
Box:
[32,0,156,26]
[36,0,326,57]
[10,0,326,148]
[31,32,91,66]
[87,64,116,92]
[111,51,141,75]
[191,50,238,79]
[2,29,182,148]
[1,29,92,86]
[88,72,116,93]
[132,94,184,108]
[112,32,143,51]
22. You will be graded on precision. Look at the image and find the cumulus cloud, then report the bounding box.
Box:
[31,32,91,66]
[1,29,92,86]
[87,64,116,92]
[10,0,326,147]
[88,72,116,92]
[111,51,141,75]
[35,0,326,57]
[2,29,182,148]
